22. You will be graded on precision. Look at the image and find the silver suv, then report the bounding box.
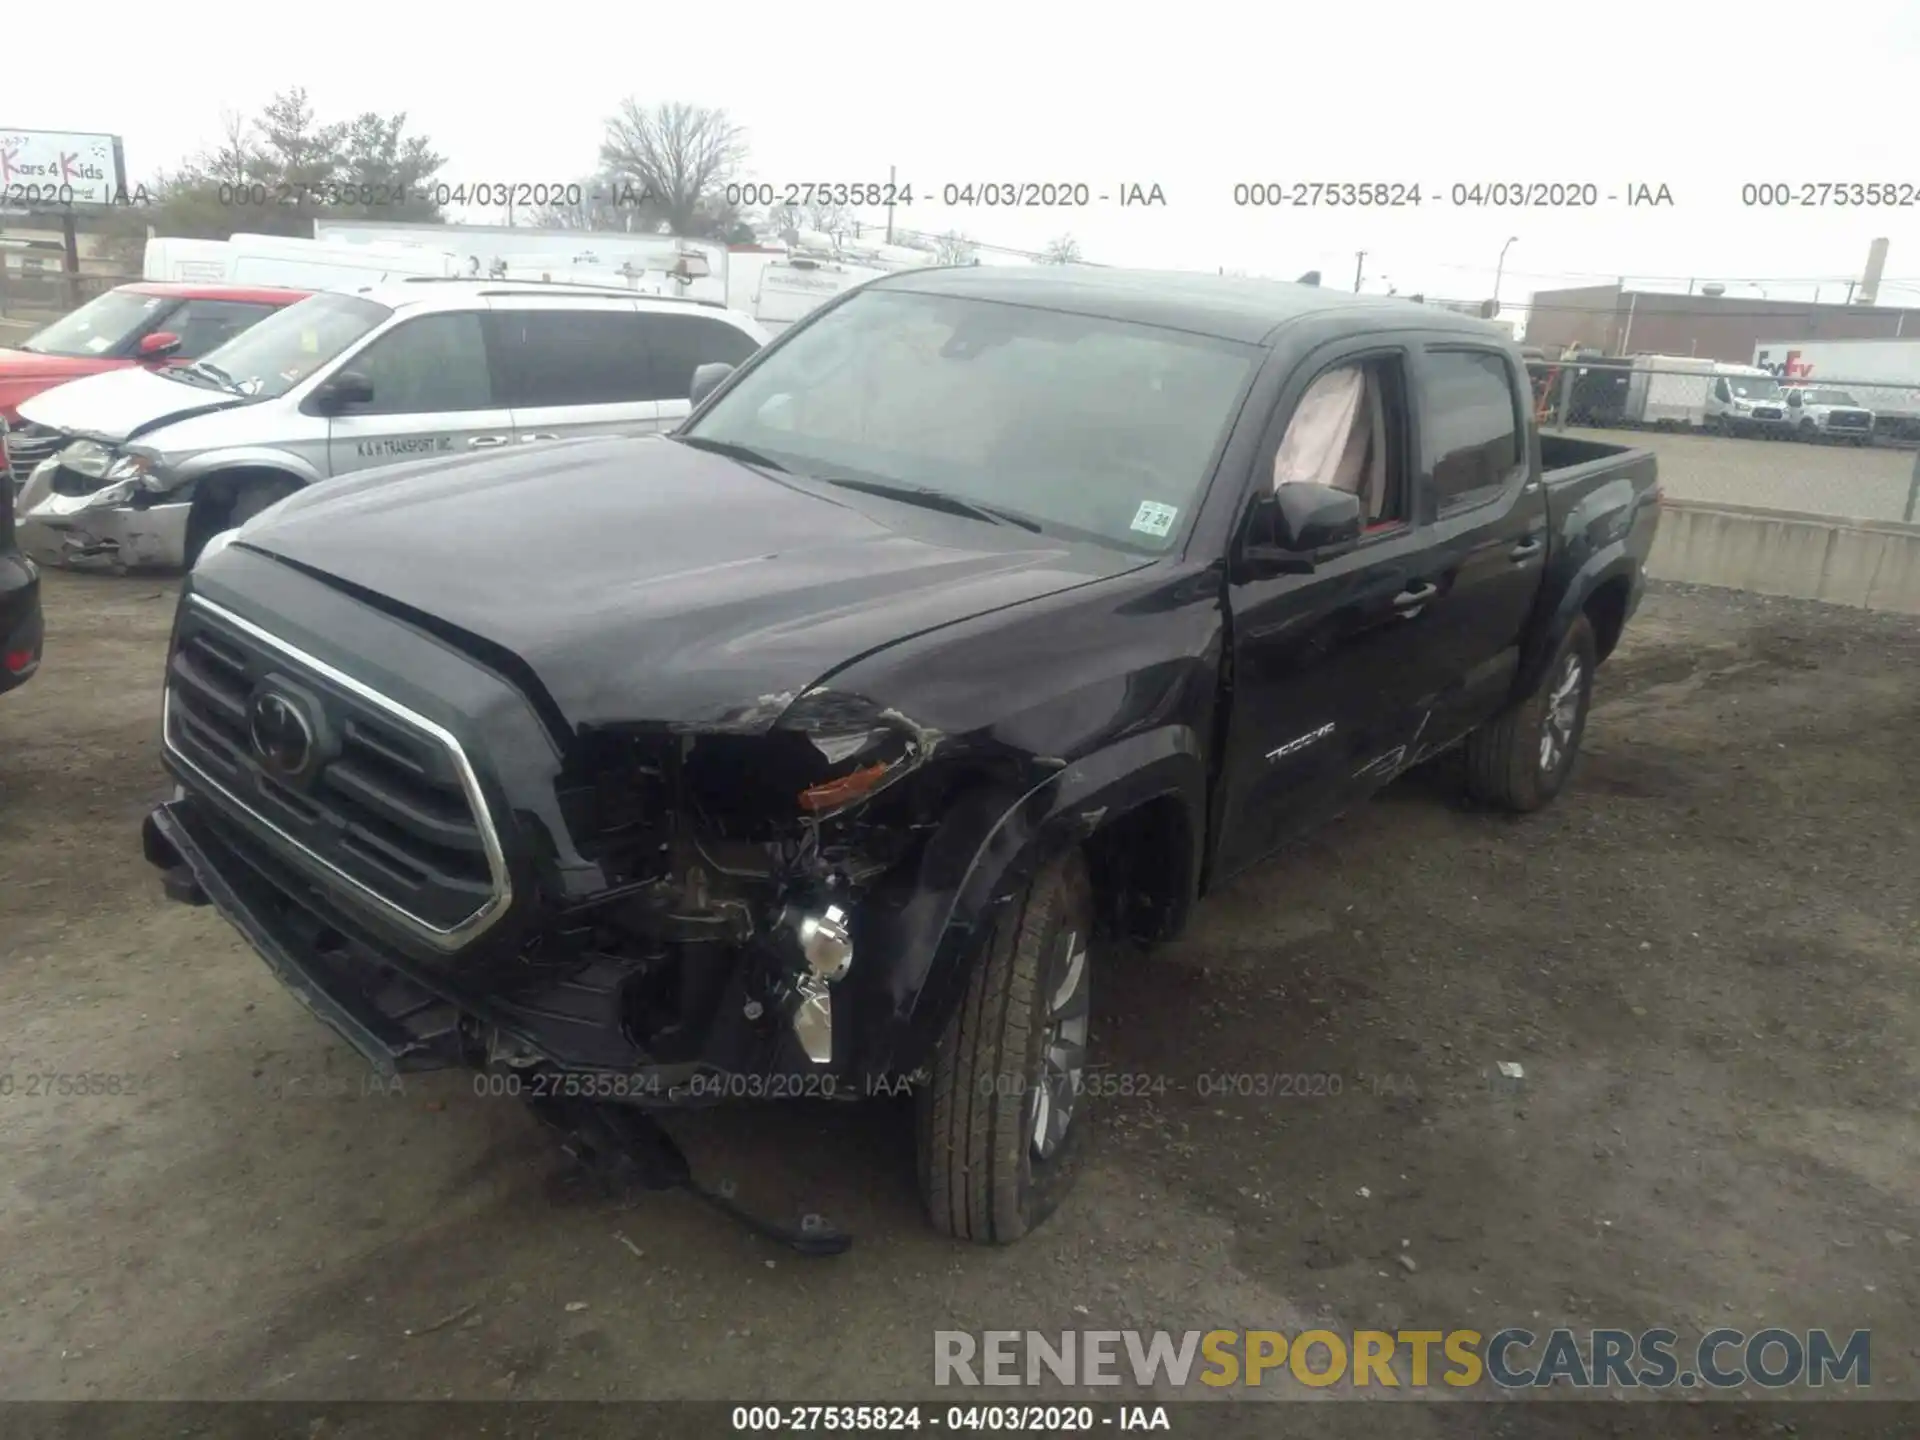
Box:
[14,279,768,569]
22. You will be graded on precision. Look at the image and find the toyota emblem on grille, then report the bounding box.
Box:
[250,690,316,778]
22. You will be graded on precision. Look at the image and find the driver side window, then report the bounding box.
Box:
[342,313,495,415]
[1270,357,1406,530]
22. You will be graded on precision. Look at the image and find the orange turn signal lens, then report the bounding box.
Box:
[797,761,892,813]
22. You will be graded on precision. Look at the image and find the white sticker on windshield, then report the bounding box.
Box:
[84,335,111,354]
[1131,501,1178,538]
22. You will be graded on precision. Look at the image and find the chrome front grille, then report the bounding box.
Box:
[3,422,65,480]
[1827,410,1872,430]
[162,596,511,949]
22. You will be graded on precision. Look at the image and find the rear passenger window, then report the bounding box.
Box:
[488,310,652,408]
[346,313,494,414]
[1426,350,1523,511]
[644,314,759,400]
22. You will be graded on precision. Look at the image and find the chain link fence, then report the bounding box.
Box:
[1526,357,1920,524]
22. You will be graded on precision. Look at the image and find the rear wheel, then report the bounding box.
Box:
[1463,615,1597,813]
[916,848,1093,1244]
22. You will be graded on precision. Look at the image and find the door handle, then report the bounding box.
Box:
[1393,581,1439,612]
[467,435,511,449]
[1509,537,1543,561]
[518,433,560,443]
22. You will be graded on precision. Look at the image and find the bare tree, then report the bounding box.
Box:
[200,109,254,186]
[933,230,978,266]
[535,171,674,233]
[598,100,748,239]
[1040,234,1083,265]
[766,199,862,248]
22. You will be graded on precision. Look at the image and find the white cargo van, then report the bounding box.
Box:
[1703,363,1790,437]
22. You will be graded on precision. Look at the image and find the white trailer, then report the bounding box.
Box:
[1751,338,1920,438]
[144,234,466,290]
[1623,354,1716,427]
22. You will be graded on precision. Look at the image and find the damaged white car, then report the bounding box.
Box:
[13,281,765,570]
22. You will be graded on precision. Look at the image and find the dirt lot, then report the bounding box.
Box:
[0,569,1915,1415]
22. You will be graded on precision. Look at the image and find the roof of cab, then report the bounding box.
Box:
[867,265,1509,346]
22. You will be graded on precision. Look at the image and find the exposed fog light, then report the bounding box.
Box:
[788,905,853,982]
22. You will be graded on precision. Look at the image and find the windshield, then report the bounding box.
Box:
[178,291,391,399]
[1806,389,1857,405]
[1727,375,1783,400]
[22,289,173,358]
[682,288,1258,553]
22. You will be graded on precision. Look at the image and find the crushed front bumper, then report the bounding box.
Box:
[16,459,190,570]
[143,796,466,1076]
[143,793,787,1102]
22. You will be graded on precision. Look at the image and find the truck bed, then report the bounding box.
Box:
[1539,431,1656,484]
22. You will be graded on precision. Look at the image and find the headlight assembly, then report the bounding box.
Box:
[776,689,932,814]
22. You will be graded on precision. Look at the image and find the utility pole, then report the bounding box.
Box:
[886,164,896,244]
[1353,250,1366,293]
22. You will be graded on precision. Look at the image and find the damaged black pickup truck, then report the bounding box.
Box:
[144,267,1659,1245]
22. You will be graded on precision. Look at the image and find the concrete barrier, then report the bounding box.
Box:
[1648,499,1920,616]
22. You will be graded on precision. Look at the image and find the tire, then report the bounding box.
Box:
[184,474,301,567]
[916,847,1094,1244]
[1463,615,1597,813]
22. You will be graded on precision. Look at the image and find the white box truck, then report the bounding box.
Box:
[1752,338,1920,439]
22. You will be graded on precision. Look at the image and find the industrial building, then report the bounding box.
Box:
[1523,282,1920,363]
[1522,238,1920,362]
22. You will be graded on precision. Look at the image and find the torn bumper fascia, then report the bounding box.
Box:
[16,458,190,569]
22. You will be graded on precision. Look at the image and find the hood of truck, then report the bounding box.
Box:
[14,364,250,444]
[233,434,1144,732]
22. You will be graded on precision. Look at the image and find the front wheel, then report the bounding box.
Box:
[916,848,1094,1244]
[183,474,302,568]
[1462,615,1597,813]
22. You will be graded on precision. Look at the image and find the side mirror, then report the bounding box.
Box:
[1240,483,1363,577]
[138,332,181,361]
[311,370,375,415]
[688,362,733,409]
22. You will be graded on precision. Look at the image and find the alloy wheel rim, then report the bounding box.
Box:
[1539,654,1583,773]
[1030,929,1090,1161]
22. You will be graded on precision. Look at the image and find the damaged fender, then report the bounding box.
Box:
[849,726,1208,1083]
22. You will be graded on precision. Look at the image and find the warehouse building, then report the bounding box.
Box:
[1523,283,1920,363]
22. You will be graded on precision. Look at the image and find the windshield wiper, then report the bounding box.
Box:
[823,477,1042,533]
[185,359,240,390]
[672,434,789,473]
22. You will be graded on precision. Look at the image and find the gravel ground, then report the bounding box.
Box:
[0,570,1915,1424]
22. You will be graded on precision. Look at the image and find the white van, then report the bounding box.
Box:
[15,281,769,569]
[143,235,466,293]
[1703,363,1790,438]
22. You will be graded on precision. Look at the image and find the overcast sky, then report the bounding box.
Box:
[13,0,1920,321]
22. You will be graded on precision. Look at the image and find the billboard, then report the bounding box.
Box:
[0,129,128,206]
